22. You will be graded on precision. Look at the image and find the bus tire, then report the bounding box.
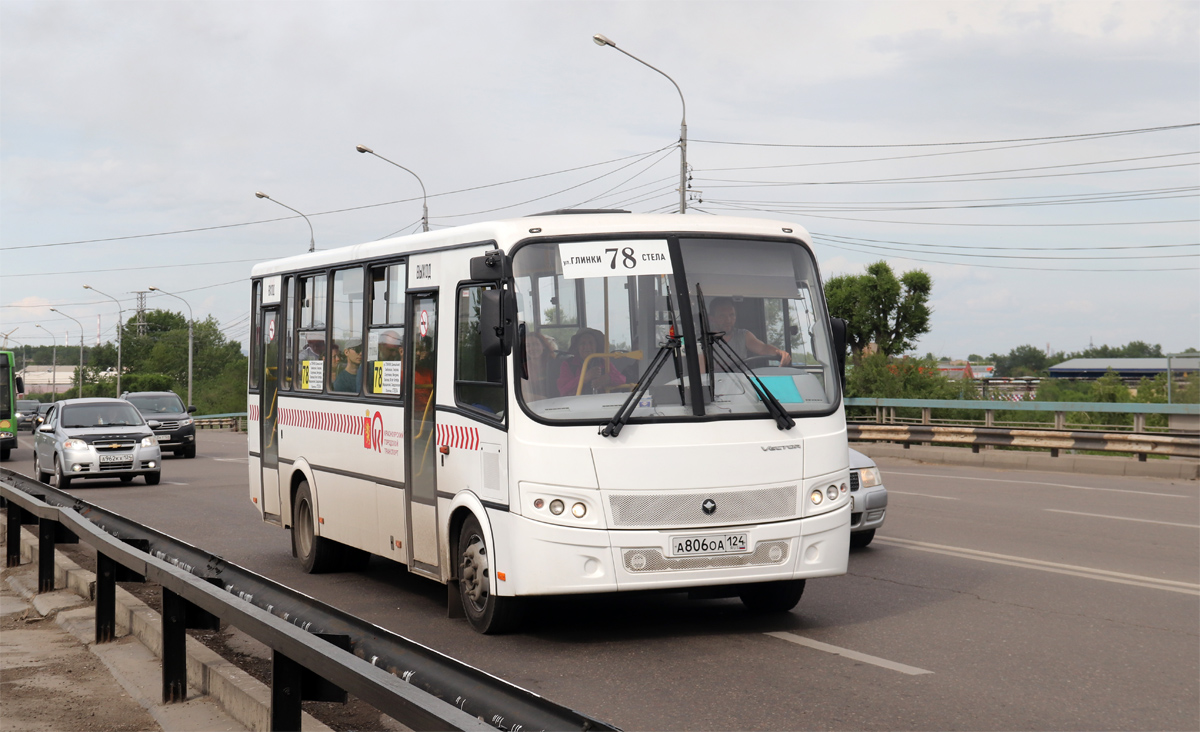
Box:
[0,447,9,462]
[738,579,805,613]
[850,529,876,549]
[293,480,340,573]
[53,456,71,489]
[457,515,522,634]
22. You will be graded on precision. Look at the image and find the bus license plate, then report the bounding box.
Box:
[99,453,132,464]
[670,533,749,557]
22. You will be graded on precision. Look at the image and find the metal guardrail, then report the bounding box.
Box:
[0,468,617,732]
[193,412,246,432]
[843,397,1200,415]
[848,424,1199,459]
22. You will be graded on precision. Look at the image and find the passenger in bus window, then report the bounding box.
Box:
[557,328,626,396]
[522,330,557,401]
[709,297,791,366]
[326,343,342,391]
[378,330,403,363]
[333,343,363,393]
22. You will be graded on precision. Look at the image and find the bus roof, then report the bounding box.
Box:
[249,212,813,278]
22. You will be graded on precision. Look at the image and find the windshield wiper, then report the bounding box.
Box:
[697,290,795,431]
[600,333,683,438]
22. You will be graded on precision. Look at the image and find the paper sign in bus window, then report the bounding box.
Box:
[559,240,672,280]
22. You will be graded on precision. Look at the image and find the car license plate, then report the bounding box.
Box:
[669,533,749,557]
[99,453,132,464]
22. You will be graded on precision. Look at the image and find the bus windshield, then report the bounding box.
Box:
[511,237,839,424]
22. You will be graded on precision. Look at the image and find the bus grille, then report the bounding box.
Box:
[622,541,790,572]
[607,485,797,528]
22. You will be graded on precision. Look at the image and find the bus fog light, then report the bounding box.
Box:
[533,498,544,509]
[549,499,565,515]
[571,502,586,519]
[840,483,848,493]
[810,489,823,505]
[827,485,839,501]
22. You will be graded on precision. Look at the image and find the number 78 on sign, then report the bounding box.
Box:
[559,240,672,280]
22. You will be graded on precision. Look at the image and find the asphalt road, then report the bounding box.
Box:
[4,431,1198,731]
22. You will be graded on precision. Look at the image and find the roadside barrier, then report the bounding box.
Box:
[848,424,1199,459]
[193,413,246,432]
[0,468,617,732]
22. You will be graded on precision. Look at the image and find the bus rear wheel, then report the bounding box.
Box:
[292,480,340,573]
[739,579,806,613]
[457,515,522,634]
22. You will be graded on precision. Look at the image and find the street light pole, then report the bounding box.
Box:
[50,309,84,396]
[355,145,429,232]
[593,33,688,214]
[255,192,316,252]
[148,287,194,407]
[84,285,124,396]
[35,325,57,396]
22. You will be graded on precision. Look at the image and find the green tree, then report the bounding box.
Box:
[990,344,1051,377]
[825,261,932,358]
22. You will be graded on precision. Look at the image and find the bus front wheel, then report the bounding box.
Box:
[293,480,340,573]
[739,579,805,613]
[457,515,522,634]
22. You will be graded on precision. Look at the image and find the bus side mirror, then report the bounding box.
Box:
[15,376,25,394]
[829,317,847,388]
[481,289,516,357]
[470,249,509,281]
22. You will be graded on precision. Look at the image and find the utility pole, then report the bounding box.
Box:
[135,291,149,335]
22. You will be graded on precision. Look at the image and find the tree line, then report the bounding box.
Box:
[17,310,247,415]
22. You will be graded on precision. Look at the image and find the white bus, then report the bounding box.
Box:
[248,212,852,633]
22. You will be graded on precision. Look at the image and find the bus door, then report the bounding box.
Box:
[260,307,282,519]
[404,291,440,576]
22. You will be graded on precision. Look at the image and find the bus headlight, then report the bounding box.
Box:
[810,489,824,505]
[571,502,587,519]
[549,499,565,515]
[827,485,839,501]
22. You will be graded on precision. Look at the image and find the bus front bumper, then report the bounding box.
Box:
[490,502,850,597]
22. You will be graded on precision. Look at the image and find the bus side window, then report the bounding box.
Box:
[366,262,405,399]
[455,284,505,419]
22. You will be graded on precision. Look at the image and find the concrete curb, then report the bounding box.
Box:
[10,525,332,732]
[852,442,1200,480]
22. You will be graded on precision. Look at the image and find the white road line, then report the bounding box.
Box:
[212,458,247,463]
[765,632,933,675]
[889,491,959,500]
[1044,509,1200,529]
[160,481,189,486]
[875,537,1200,595]
[886,471,1191,499]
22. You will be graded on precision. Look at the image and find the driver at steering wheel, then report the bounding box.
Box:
[557,327,627,396]
[709,297,792,367]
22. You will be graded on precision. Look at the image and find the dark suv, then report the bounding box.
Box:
[122,391,197,458]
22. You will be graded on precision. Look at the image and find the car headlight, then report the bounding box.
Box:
[181,418,194,426]
[141,435,158,447]
[63,439,89,450]
[859,467,882,488]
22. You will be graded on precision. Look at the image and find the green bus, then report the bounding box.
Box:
[1,350,24,461]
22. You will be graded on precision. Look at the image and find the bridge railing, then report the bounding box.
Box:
[844,398,1199,460]
[0,468,615,732]
[192,412,246,432]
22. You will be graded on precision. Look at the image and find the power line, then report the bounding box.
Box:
[1,257,265,279]
[0,146,674,252]
[702,202,1198,227]
[811,232,1199,252]
[816,239,1199,272]
[691,122,1199,149]
[809,235,1198,261]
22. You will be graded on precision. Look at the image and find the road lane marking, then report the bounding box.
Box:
[213,458,247,463]
[1044,509,1200,528]
[160,481,189,486]
[875,537,1200,595]
[765,632,933,675]
[886,471,1190,499]
[890,491,959,500]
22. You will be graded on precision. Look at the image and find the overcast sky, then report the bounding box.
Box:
[2,0,1197,360]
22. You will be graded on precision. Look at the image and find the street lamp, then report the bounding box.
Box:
[255,191,316,252]
[35,325,57,396]
[49,309,84,396]
[593,33,688,214]
[148,287,194,407]
[84,285,124,397]
[355,145,429,233]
